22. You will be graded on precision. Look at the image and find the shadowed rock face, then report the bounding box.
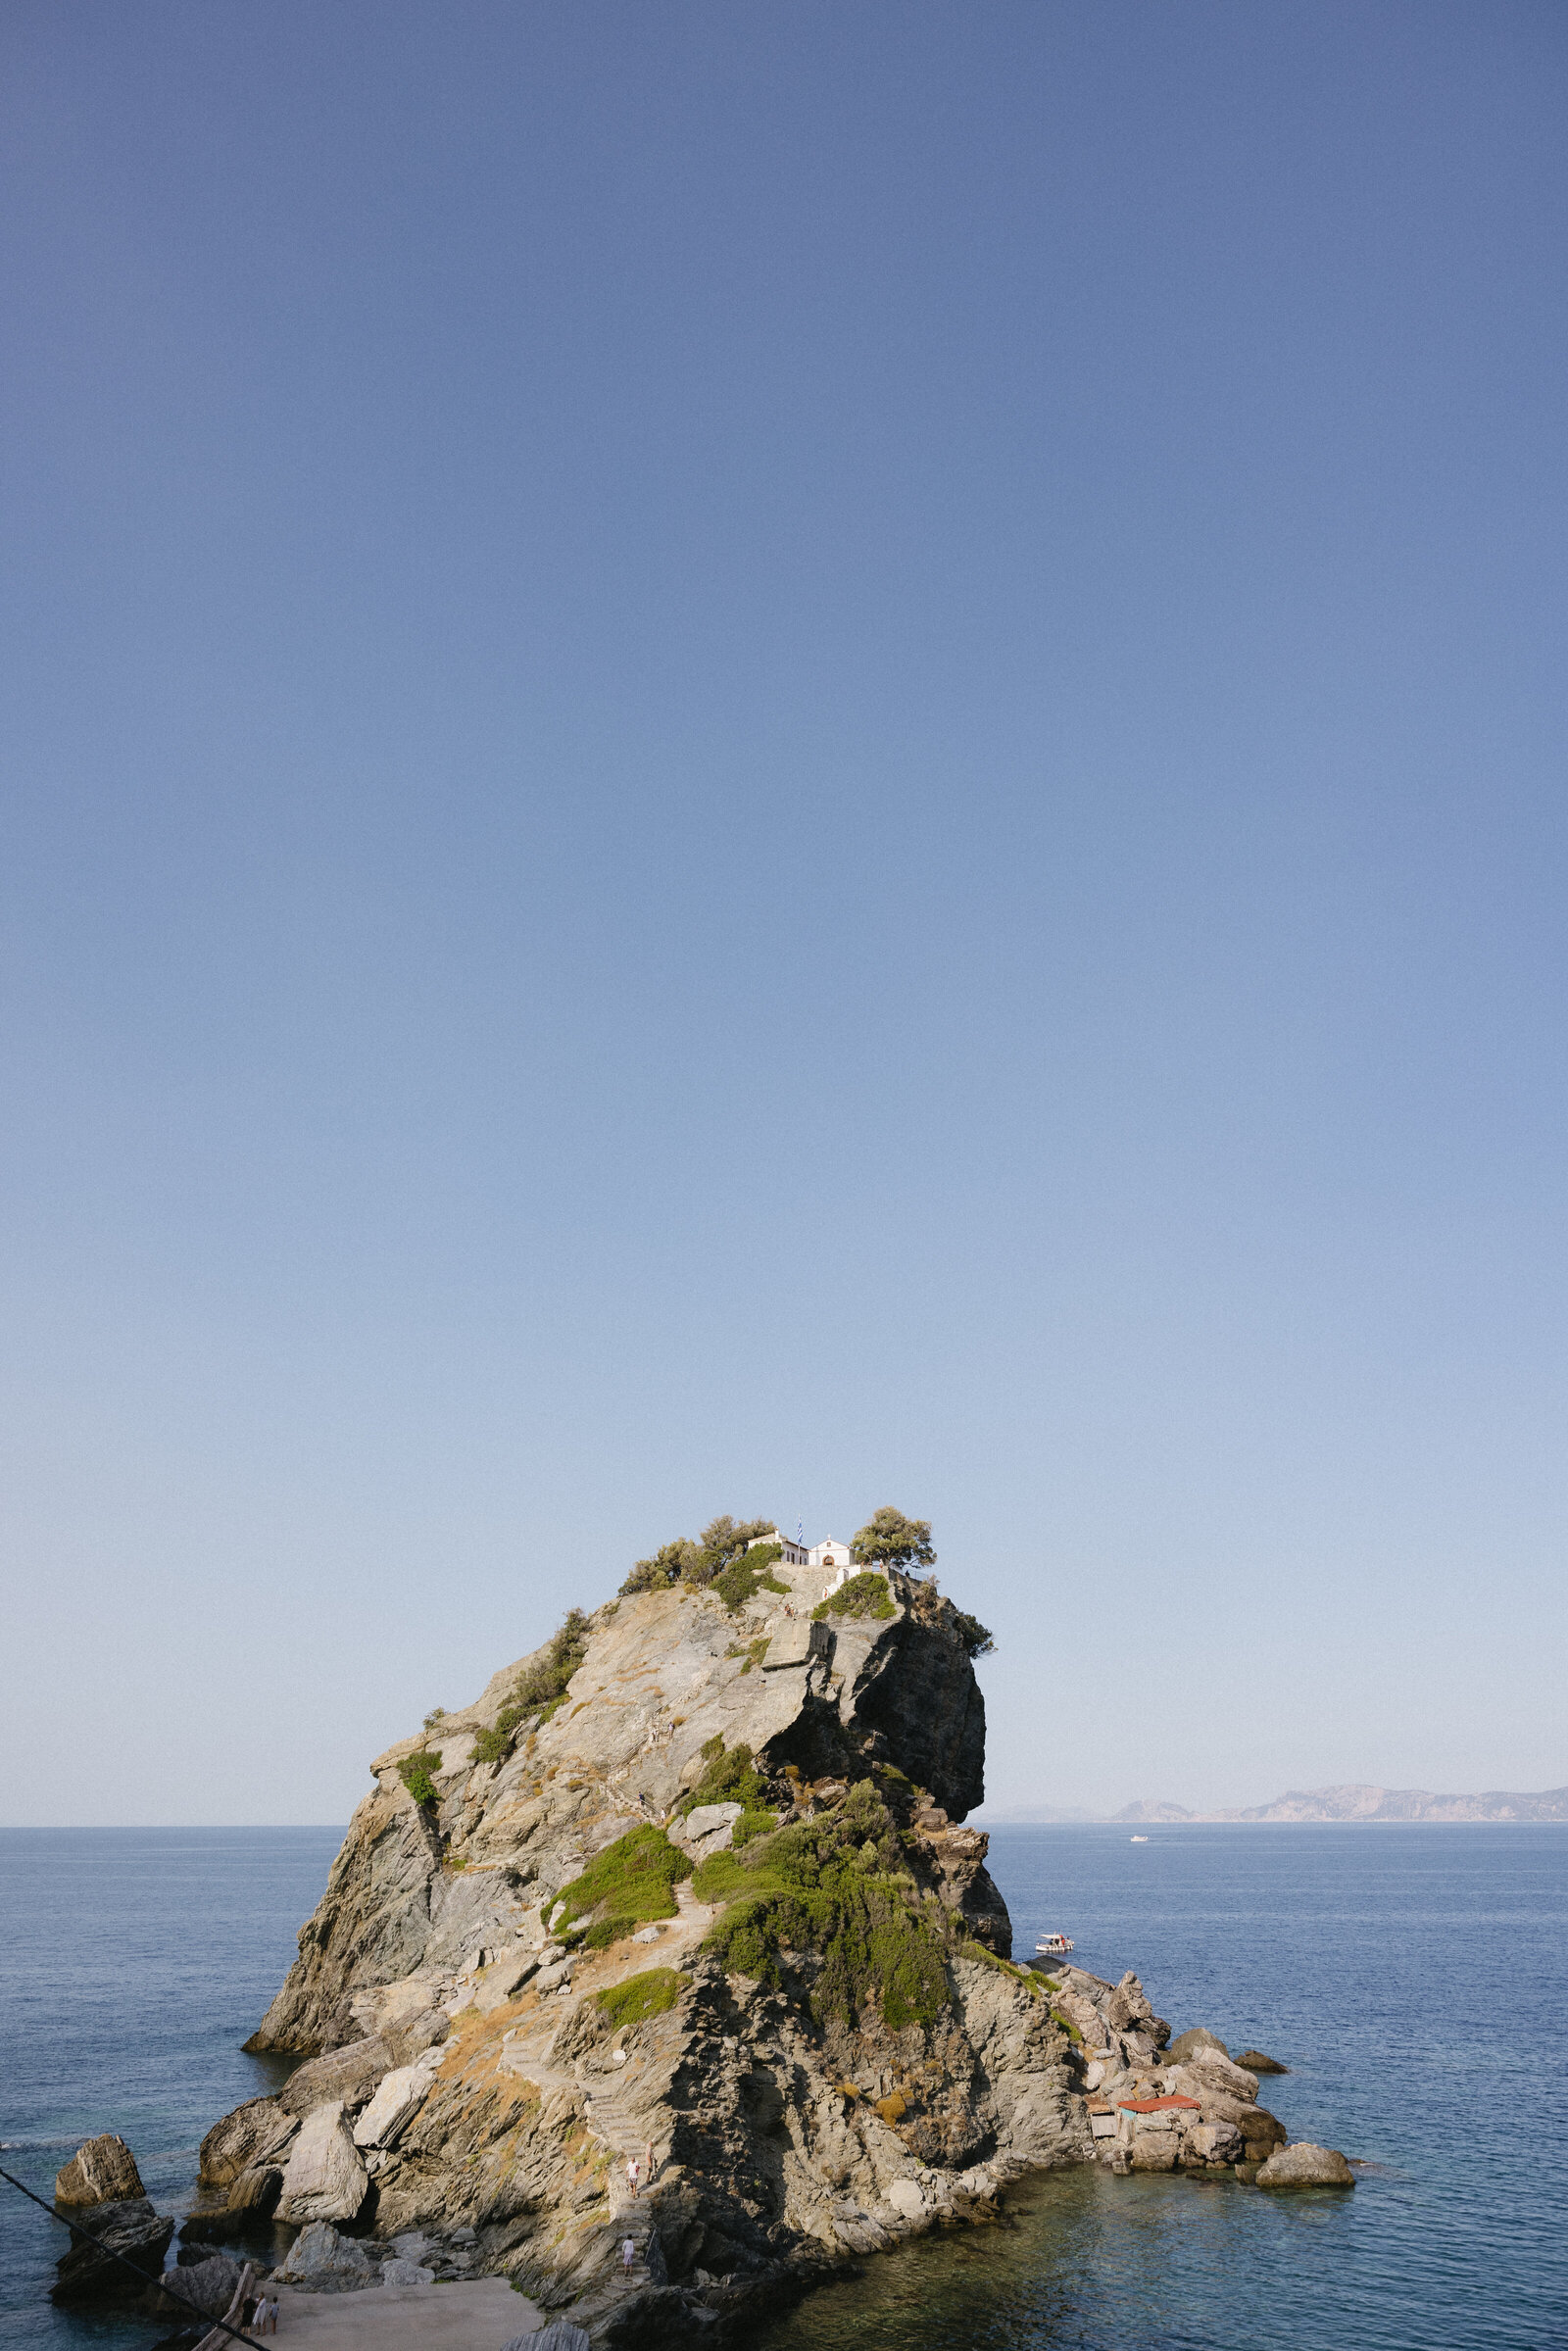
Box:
[197,1562,1333,2343]
[50,2201,173,2306]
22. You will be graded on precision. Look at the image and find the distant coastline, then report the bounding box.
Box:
[983,1782,1568,1825]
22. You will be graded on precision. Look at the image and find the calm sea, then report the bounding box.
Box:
[2,1824,1563,2351]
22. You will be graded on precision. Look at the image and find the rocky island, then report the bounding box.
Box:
[161,1512,1349,2343]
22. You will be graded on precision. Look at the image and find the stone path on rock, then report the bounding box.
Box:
[487,1877,717,2299]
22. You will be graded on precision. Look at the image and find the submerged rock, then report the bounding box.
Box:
[1255,2141,1354,2188]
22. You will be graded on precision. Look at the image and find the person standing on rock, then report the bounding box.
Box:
[626,2156,640,2198]
[620,2235,636,2275]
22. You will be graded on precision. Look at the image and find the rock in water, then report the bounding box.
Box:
[275,2103,369,2225]
[196,1560,1338,2337]
[51,2199,173,2305]
[54,2134,145,2206]
[1255,2142,1354,2187]
[1237,2047,1290,2073]
[1166,2028,1229,2065]
[275,2221,380,2290]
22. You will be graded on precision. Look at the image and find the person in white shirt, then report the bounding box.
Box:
[620,2236,636,2274]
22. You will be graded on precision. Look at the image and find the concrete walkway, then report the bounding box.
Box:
[270,2277,538,2350]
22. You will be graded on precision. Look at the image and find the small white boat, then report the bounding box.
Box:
[1035,1932,1074,1958]
[1129,1835,1150,1843]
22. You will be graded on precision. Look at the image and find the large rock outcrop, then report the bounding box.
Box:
[50,2200,173,2306]
[275,2101,368,2225]
[196,1550,1341,2340]
[53,2135,144,2207]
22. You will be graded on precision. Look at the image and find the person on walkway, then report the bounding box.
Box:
[626,2157,640,2198]
[620,2236,636,2275]
[264,2295,279,2334]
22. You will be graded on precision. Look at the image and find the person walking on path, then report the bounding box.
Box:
[620,2236,636,2276]
[626,2157,640,2199]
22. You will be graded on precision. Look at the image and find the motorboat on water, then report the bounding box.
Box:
[1034,1932,1074,1959]
[1129,1835,1150,1842]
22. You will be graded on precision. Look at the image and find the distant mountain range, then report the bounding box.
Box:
[1116,1783,1568,1824]
[981,1803,1102,1824]
[981,1783,1568,1825]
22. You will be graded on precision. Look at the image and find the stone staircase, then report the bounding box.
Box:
[582,2085,663,2289]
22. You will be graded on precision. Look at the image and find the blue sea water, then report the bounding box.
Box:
[765,1823,1568,2351]
[1,1824,1563,2351]
[0,1830,341,2351]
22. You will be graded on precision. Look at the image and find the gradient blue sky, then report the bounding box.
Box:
[3,2,1565,1823]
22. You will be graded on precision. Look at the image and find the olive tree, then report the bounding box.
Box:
[620,1515,773,1596]
[849,1506,936,1574]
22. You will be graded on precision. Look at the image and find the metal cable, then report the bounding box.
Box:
[0,2162,262,2350]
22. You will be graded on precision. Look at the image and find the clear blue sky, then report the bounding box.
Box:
[2,2,1564,1822]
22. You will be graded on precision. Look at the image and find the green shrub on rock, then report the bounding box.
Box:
[951,1608,996,1658]
[467,1610,591,1763]
[694,1782,950,2032]
[678,1739,771,1818]
[553,1826,692,1946]
[596,1968,683,2029]
[811,1573,896,1626]
[515,1609,591,1709]
[398,1750,443,1806]
[619,1516,776,1597]
[712,1543,789,1612]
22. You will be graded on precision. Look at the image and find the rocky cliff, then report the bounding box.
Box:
[188,1549,1343,2342]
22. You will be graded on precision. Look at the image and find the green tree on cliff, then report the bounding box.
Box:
[850,1506,936,1575]
[620,1515,773,1595]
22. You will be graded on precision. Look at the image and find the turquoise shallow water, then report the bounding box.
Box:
[1,1824,1564,2351]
